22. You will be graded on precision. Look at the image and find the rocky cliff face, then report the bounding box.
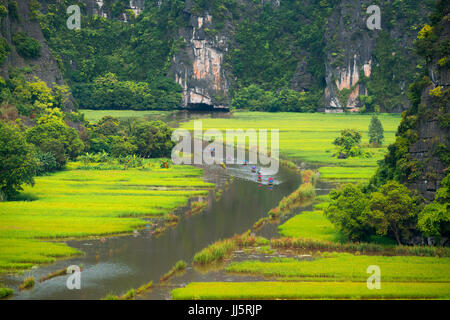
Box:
[9,0,435,112]
[323,0,431,113]
[408,12,449,201]
[171,10,230,110]
[0,0,70,106]
[323,0,375,112]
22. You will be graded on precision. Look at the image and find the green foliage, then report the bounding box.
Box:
[0,37,10,65]
[418,174,450,239]
[131,120,174,158]
[35,150,58,175]
[229,0,333,96]
[39,0,185,110]
[231,85,318,112]
[418,202,449,239]
[7,1,18,20]
[325,184,372,241]
[73,73,182,110]
[332,129,362,158]
[367,181,415,245]
[26,117,84,167]
[0,287,14,298]
[0,121,37,200]
[371,2,449,191]
[110,138,138,158]
[12,33,42,59]
[368,115,384,147]
[365,31,420,112]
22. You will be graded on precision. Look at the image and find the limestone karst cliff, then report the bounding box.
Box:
[0,0,72,108]
[0,0,438,112]
[171,11,230,110]
[407,7,449,201]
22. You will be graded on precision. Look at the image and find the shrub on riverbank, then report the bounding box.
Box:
[161,260,187,283]
[269,182,316,219]
[0,287,13,298]
[19,277,35,290]
[193,232,269,265]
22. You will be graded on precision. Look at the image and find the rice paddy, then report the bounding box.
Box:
[171,282,450,300]
[278,210,344,242]
[226,254,450,282]
[180,112,401,181]
[179,112,401,187]
[0,160,213,274]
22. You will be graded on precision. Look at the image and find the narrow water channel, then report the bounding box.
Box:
[4,161,334,300]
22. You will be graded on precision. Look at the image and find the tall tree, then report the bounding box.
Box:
[368,115,384,147]
[0,121,37,200]
[367,181,415,245]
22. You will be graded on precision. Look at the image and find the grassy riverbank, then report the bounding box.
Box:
[0,160,212,275]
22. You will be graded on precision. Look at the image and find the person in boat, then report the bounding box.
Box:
[251,166,257,173]
[268,177,274,185]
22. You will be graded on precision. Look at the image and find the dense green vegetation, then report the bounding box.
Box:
[12,32,41,59]
[324,2,449,246]
[36,0,185,110]
[0,121,37,200]
[368,115,384,147]
[24,0,434,112]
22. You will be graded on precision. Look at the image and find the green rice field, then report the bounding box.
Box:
[171,281,450,300]
[180,112,401,180]
[0,160,212,274]
[226,254,450,282]
[278,210,343,242]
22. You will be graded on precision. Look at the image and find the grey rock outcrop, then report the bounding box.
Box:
[171,12,230,110]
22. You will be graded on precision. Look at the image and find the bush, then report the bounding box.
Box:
[325,184,373,242]
[332,129,362,158]
[35,150,58,175]
[0,37,10,65]
[131,120,174,158]
[12,32,42,58]
[26,117,84,167]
